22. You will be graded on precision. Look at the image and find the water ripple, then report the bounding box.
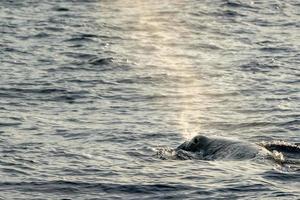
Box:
[0,0,299,199]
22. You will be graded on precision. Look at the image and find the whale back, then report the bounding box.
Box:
[176,135,270,160]
[176,135,210,152]
[259,141,300,160]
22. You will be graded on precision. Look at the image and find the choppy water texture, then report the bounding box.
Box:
[0,0,300,199]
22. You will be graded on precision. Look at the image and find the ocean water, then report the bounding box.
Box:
[0,0,299,199]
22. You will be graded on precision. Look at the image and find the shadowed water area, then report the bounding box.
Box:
[0,0,299,199]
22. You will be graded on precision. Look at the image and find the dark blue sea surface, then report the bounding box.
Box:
[0,0,299,199]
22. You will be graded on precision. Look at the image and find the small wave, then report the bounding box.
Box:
[262,170,300,182]
[0,122,22,127]
[52,7,70,12]
[239,61,280,73]
[222,10,246,17]
[67,78,116,85]
[222,1,255,9]
[0,87,67,94]
[44,26,65,32]
[259,47,296,53]
[0,180,196,194]
[62,52,97,60]
[64,36,94,43]
[0,87,91,103]
[49,148,93,160]
[63,33,101,43]
[279,119,300,127]
[88,57,114,65]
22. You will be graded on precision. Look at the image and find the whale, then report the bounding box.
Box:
[172,135,300,163]
[176,135,271,161]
